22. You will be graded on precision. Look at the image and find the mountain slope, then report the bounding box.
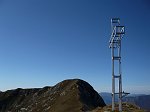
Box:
[0,79,106,112]
[123,95,150,111]
[100,92,150,111]
[92,103,144,112]
[100,92,118,105]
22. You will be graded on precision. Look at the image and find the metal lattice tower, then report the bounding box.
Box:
[109,18,129,112]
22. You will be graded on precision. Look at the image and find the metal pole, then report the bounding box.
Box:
[112,42,115,111]
[119,40,122,111]
[111,19,115,111]
[118,23,122,111]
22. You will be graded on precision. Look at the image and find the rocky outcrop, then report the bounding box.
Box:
[0,79,106,112]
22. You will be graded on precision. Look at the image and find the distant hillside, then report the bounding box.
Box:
[123,95,150,111]
[100,92,118,105]
[0,79,106,112]
[100,92,150,111]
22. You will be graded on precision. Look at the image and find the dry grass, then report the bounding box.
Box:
[92,103,145,112]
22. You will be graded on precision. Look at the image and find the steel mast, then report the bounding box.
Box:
[109,18,129,112]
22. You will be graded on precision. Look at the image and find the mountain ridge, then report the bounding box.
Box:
[0,79,106,112]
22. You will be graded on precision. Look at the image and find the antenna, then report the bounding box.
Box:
[109,18,129,112]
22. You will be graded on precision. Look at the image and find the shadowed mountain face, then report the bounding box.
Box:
[0,79,106,112]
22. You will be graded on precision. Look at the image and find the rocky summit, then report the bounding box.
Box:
[0,79,106,112]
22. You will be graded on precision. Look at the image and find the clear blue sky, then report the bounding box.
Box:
[0,0,150,94]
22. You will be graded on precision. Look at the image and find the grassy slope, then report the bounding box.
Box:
[92,103,145,112]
